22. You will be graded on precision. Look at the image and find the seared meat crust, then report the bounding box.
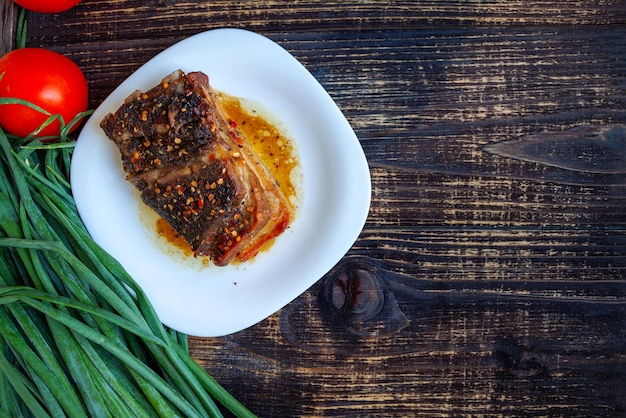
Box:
[100,70,292,266]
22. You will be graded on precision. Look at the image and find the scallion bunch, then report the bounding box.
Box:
[0,106,254,417]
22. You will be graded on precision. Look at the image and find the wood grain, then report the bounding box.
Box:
[10,0,626,416]
[0,0,16,56]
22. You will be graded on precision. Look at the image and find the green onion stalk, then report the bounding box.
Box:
[0,101,256,417]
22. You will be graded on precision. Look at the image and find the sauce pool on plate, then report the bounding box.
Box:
[153,93,300,258]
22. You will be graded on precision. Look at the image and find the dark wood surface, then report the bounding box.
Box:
[3,0,625,416]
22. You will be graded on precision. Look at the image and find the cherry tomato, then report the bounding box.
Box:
[0,48,88,137]
[13,0,82,13]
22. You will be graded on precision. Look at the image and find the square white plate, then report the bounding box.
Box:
[71,28,371,337]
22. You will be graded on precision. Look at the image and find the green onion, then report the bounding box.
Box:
[15,8,27,50]
[0,110,255,417]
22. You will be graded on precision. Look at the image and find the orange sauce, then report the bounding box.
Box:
[155,217,193,255]
[220,93,299,206]
[154,93,299,256]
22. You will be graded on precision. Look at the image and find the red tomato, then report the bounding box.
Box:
[0,48,88,137]
[13,0,82,13]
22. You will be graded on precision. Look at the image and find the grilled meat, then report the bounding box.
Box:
[100,70,293,266]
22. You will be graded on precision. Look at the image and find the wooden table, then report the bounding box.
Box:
[2,1,625,416]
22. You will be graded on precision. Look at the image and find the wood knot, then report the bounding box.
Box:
[321,257,409,338]
[507,351,549,378]
[495,342,550,379]
[329,266,383,319]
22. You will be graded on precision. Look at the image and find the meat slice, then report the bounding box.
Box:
[100,70,293,266]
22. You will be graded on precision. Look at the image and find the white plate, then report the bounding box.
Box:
[71,28,371,337]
